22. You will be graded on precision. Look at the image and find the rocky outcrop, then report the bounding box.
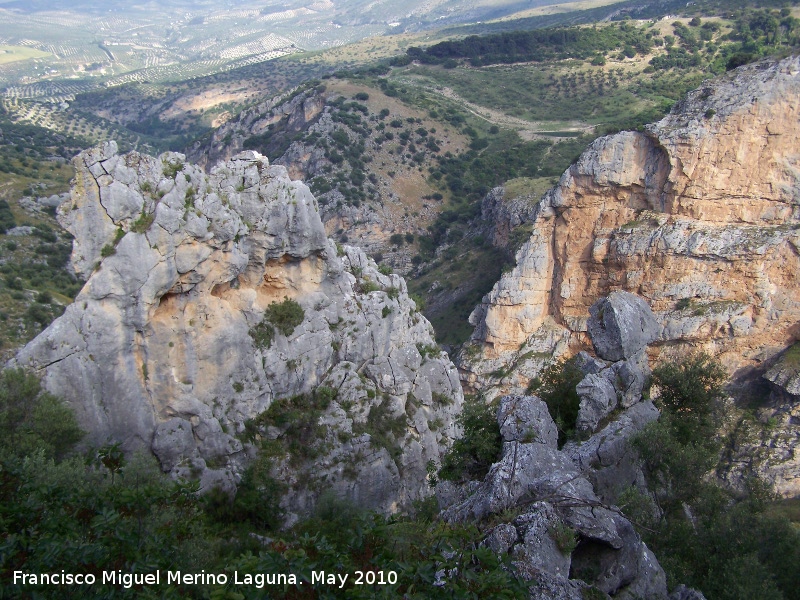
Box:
[476,184,541,253]
[11,142,463,521]
[439,293,679,596]
[460,57,800,403]
[187,88,326,171]
[18,192,69,215]
[764,342,800,398]
[440,394,667,599]
[718,342,800,497]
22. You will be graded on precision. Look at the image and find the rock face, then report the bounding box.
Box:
[718,342,800,497]
[765,343,800,398]
[187,88,326,172]
[440,394,666,599]
[587,291,660,363]
[12,142,463,521]
[460,57,800,398]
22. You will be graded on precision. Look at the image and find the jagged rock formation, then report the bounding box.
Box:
[11,142,463,521]
[440,292,704,598]
[718,342,800,497]
[475,184,541,254]
[460,56,800,398]
[187,83,464,274]
[440,393,665,599]
[765,342,800,398]
[188,88,325,173]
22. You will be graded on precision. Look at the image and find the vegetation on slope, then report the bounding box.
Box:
[626,354,800,599]
[409,22,663,66]
[0,119,81,356]
[0,368,528,600]
[412,7,800,73]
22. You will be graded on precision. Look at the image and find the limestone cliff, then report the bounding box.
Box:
[461,56,800,391]
[12,142,463,521]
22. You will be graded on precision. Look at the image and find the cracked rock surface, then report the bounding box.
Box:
[440,393,668,599]
[11,143,463,521]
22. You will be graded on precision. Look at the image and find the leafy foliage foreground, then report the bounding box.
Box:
[0,368,527,600]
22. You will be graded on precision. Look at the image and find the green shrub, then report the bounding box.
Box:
[549,521,578,555]
[432,391,454,406]
[162,159,184,178]
[416,342,441,360]
[213,450,286,530]
[353,396,406,464]
[0,199,16,234]
[526,357,584,447]
[0,369,83,460]
[244,387,337,466]
[249,320,275,349]
[651,352,725,443]
[361,279,380,293]
[25,303,54,328]
[264,297,305,336]
[130,210,155,233]
[439,395,501,482]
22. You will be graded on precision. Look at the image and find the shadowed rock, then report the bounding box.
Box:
[587,291,660,362]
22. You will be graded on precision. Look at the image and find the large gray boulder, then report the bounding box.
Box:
[576,372,619,435]
[497,394,558,447]
[587,291,660,362]
[565,401,660,504]
[574,347,650,437]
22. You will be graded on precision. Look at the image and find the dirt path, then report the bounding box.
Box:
[419,83,594,141]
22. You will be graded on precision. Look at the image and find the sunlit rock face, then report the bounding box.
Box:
[13,143,463,522]
[460,56,800,397]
